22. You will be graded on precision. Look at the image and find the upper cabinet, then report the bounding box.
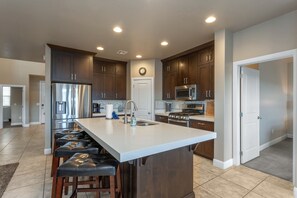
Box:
[161,41,214,101]
[49,44,95,84]
[92,58,127,100]
[163,60,178,100]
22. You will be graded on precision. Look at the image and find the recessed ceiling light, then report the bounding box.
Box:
[96,46,104,51]
[113,26,122,33]
[205,16,216,23]
[161,41,168,46]
[136,55,142,58]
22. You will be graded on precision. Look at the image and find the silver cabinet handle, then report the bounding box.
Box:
[101,93,103,98]
[71,74,73,80]
[116,93,118,99]
[208,90,211,98]
[74,74,76,80]
[168,93,170,98]
[104,67,106,72]
[104,93,106,98]
[102,66,104,72]
[167,66,170,72]
[186,78,188,84]
[198,122,206,126]
[206,90,208,98]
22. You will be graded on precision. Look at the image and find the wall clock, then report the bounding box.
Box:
[139,67,147,76]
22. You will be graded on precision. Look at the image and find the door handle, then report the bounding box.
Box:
[257,116,262,120]
[148,112,151,115]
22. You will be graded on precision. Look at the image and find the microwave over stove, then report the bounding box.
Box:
[175,84,197,101]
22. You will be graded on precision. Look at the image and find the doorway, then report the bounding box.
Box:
[131,77,154,120]
[233,49,296,183]
[0,85,25,129]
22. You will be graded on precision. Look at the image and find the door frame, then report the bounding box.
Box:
[233,49,297,181]
[131,77,155,120]
[39,81,45,124]
[0,84,26,129]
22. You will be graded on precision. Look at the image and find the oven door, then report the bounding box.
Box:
[168,119,189,127]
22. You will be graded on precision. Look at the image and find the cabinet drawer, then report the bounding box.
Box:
[189,120,214,131]
[155,115,168,123]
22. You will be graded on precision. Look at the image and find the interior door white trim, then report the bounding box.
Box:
[232,49,297,184]
[131,77,155,120]
[0,84,26,129]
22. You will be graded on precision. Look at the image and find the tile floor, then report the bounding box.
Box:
[0,125,294,198]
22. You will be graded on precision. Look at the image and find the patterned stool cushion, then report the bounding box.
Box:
[55,141,99,157]
[57,153,118,177]
[56,134,91,147]
[54,129,85,139]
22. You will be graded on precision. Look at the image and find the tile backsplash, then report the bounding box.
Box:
[93,100,126,113]
[155,100,206,111]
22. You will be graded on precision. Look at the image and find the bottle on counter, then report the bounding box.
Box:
[130,113,137,126]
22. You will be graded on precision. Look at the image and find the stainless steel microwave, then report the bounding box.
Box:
[175,84,197,100]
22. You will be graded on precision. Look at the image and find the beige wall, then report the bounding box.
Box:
[29,75,45,123]
[233,10,297,62]
[130,59,155,77]
[11,87,22,124]
[214,29,233,163]
[287,62,294,135]
[0,58,45,125]
[258,59,293,145]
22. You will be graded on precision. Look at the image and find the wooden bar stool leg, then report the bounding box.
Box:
[109,176,115,198]
[51,156,59,177]
[64,176,69,195]
[54,177,64,198]
[96,177,100,198]
[116,166,122,198]
[70,177,78,198]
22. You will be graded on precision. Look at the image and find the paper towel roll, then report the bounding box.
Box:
[106,104,113,119]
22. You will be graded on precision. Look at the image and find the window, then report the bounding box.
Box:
[3,87,11,107]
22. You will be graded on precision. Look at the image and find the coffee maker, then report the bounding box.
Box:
[92,103,100,113]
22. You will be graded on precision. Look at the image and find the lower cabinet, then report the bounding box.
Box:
[190,120,214,159]
[155,115,168,123]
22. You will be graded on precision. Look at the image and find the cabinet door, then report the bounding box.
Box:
[104,62,116,74]
[51,50,73,82]
[198,47,213,65]
[116,63,126,75]
[116,74,126,99]
[198,64,212,100]
[73,53,93,84]
[177,56,188,85]
[163,72,177,100]
[190,120,214,159]
[104,74,116,99]
[187,52,198,85]
[92,73,104,100]
[209,63,214,99]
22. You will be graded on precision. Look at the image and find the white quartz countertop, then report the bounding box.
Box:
[75,118,216,162]
[155,112,214,122]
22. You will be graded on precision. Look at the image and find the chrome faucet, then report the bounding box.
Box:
[124,100,138,124]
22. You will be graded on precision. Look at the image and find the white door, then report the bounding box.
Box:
[241,67,260,163]
[40,81,46,124]
[132,78,153,120]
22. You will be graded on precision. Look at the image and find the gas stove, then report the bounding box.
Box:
[168,104,204,127]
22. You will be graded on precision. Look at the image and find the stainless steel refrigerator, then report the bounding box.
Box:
[51,83,91,132]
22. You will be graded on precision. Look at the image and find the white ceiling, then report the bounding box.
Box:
[1,0,297,62]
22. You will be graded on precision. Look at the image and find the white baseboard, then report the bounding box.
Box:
[30,122,41,125]
[44,148,52,155]
[22,124,30,127]
[287,133,293,138]
[11,122,22,126]
[294,187,297,198]
[213,158,233,169]
[260,134,288,151]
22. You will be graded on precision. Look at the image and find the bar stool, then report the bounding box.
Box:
[53,153,122,198]
[51,133,92,177]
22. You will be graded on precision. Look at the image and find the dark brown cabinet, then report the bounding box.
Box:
[163,60,178,100]
[155,115,168,123]
[198,46,214,65]
[161,41,214,101]
[190,120,214,159]
[115,63,126,100]
[198,63,214,100]
[50,45,95,84]
[92,59,126,100]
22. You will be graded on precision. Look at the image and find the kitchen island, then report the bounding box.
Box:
[75,118,216,198]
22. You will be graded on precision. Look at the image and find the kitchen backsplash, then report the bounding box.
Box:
[93,100,126,113]
[155,100,208,112]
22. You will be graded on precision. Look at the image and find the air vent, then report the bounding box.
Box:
[117,50,128,55]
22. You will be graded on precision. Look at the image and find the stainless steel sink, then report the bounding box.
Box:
[136,121,158,126]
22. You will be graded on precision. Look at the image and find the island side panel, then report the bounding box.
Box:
[124,146,194,198]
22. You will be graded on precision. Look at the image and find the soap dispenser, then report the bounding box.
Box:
[130,113,137,126]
